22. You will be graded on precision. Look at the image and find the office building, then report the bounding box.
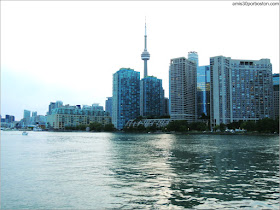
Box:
[197,65,210,118]
[112,68,140,130]
[141,20,150,78]
[163,97,169,116]
[140,76,164,117]
[105,97,113,117]
[210,56,274,127]
[188,51,198,67]
[48,102,55,115]
[169,57,197,122]
[273,73,279,119]
[24,110,31,119]
[47,104,111,130]
[32,111,37,117]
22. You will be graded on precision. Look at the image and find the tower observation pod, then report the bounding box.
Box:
[141,19,150,78]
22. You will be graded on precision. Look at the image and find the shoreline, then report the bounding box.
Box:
[2,129,278,136]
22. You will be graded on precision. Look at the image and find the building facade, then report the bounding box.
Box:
[112,68,140,130]
[210,56,274,127]
[169,57,197,122]
[47,104,111,130]
[140,76,164,117]
[163,97,169,116]
[273,73,279,119]
[197,65,210,118]
[105,97,113,117]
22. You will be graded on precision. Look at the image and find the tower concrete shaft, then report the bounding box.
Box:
[141,19,150,78]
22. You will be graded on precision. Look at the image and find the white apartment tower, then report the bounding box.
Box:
[169,57,197,122]
[210,56,273,128]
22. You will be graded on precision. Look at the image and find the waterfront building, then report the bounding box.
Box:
[163,97,169,116]
[112,68,140,130]
[48,102,55,115]
[24,110,31,119]
[169,57,197,122]
[188,51,198,67]
[48,101,63,115]
[92,103,104,111]
[273,73,279,119]
[105,97,113,117]
[47,104,111,130]
[55,101,63,108]
[32,111,37,117]
[23,110,31,126]
[210,56,273,127]
[140,76,164,117]
[197,65,210,118]
[141,19,150,78]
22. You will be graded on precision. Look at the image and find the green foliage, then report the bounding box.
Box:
[199,113,210,120]
[136,124,146,132]
[89,122,104,132]
[256,118,278,133]
[240,121,257,131]
[147,123,158,132]
[219,123,226,132]
[166,120,188,132]
[189,122,208,131]
[104,123,115,132]
[227,121,243,130]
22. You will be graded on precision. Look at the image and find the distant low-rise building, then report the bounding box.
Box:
[47,104,111,130]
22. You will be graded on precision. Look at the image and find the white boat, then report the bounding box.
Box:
[22,131,28,135]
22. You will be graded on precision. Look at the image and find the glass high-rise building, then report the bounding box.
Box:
[105,97,113,117]
[169,57,197,122]
[188,51,198,67]
[112,68,140,130]
[140,76,164,117]
[210,56,273,128]
[197,65,210,118]
[24,110,31,119]
[273,73,279,119]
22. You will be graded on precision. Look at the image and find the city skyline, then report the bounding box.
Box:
[1,1,279,120]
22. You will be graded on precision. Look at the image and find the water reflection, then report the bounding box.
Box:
[1,132,279,209]
[107,134,279,209]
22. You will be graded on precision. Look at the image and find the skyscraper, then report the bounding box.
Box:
[141,19,150,78]
[169,57,197,122]
[163,97,169,116]
[273,73,279,119]
[188,51,198,67]
[24,110,31,119]
[112,68,140,130]
[188,51,210,118]
[197,65,210,118]
[140,76,164,117]
[210,56,274,127]
[105,97,113,117]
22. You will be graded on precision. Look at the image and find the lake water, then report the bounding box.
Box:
[1,131,279,209]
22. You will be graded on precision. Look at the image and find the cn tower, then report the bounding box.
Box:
[141,19,150,78]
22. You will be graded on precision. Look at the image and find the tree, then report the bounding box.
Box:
[219,123,226,132]
[241,121,256,131]
[89,122,104,132]
[104,123,115,132]
[166,120,188,132]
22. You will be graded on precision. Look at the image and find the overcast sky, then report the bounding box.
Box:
[1,1,279,121]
